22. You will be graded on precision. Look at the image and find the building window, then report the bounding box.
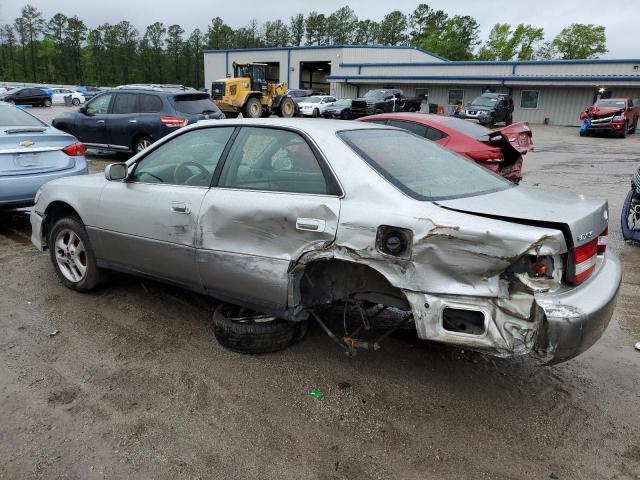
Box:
[448,89,464,105]
[415,88,429,100]
[520,90,539,109]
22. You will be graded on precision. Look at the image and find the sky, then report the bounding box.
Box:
[0,0,638,58]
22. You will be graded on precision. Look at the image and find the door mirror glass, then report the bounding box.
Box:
[78,106,87,114]
[105,162,128,181]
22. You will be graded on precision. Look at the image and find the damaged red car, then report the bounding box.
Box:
[579,98,639,138]
[358,113,533,184]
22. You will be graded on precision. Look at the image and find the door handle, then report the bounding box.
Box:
[96,120,105,124]
[296,218,325,232]
[129,119,137,123]
[171,202,190,214]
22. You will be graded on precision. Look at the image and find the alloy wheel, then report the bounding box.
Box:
[54,228,87,283]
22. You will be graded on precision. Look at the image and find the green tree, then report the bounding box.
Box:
[377,11,407,45]
[186,28,204,86]
[20,5,46,82]
[66,16,87,83]
[326,6,357,44]
[143,22,166,82]
[305,12,326,45]
[166,24,184,82]
[417,15,480,60]
[206,17,233,49]
[1,26,17,79]
[409,4,447,42]
[13,17,28,80]
[290,14,304,46]
[354,20,378,45]
[551,23,607,59]
[85,28,104,84]
[47,13,67,81]
[477,23,544,61]
[263,19,289,47]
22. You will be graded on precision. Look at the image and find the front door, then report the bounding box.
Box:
[96,126,235,288]
[196,126,341,313]
[78,93,113,146]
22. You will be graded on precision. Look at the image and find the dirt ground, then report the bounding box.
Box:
[1,110,639,479]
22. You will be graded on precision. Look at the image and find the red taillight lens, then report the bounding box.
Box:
[160,116,188,127]
[466,150,504,162]
[597,227,608,255]
[62,142,86,156]
[573,238,598,284]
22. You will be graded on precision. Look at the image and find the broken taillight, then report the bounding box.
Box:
[597,227,608,255]
[160,116,188,128]
[573,238,598,284]
[466,150,503,162]
[62,142,86,156]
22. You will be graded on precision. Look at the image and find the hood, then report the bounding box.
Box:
[583,106,624,119]
[436,186,608,248]
[467,105,492,112]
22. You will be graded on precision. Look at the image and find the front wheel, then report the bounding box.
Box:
[277,97,296,118]
[620,123,628,138]
[48,216,105,291]
[242,97,262,118]
[43,98,52,107]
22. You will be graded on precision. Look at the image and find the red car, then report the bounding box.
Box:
[357,113,534,183]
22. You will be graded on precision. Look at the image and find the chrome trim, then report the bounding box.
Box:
[0,146,61,154]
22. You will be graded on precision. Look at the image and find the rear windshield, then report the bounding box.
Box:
[338,129,511,201]
[0,106,46,127]
[441,117,492,139]
[172,95,220,115]
[471,96,499,107]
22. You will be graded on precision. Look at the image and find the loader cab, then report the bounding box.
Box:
[234,63,268,95]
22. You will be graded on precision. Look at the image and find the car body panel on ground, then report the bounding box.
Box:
[0,102,87,209]
[359,113,533,183]
[31,118,618,363]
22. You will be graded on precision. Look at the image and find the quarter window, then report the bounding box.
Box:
[130,127,234,186]
[218,127,328,195]
[520,90,539,109]
[86,94,112,115]
[139,94,163,113]
[388,119,428,137]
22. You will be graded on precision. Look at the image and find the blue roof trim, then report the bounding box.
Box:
[340,58,640,67]
[202,44,449,61]
[326,74,640,82]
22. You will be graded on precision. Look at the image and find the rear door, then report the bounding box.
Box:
[196,126,342,313]
[77,93,113,146]
[107,92,140,151]
[96,126,235,287]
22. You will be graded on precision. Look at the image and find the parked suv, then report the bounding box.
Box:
[0,87,52,107]
[52,85,223,153]
[460,93,514,127]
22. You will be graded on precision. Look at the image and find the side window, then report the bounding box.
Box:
[87,94,112,115]
[218,127,328,195]
[364,119,388,126]
[139,94,163,113]
[425,126,447,141]
[130,127,234,186]
[112,93,138,114]
[389,120,428,137]
[327,97,336,103]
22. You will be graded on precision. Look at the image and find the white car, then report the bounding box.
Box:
[298,95,336,117]
[51,88,85,106]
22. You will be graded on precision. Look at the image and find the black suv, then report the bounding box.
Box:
[52,85,223,154]
[459,93,514,127]
[0,87,52,107]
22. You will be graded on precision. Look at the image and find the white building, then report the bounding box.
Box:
[204,45,640,126]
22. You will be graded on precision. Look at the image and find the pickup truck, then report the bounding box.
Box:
[350,89,422,118]
[579,98,639,138]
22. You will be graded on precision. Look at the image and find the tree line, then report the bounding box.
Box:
[0,4,609,87]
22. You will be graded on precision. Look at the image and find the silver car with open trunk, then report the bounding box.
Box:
[30,118,621,363]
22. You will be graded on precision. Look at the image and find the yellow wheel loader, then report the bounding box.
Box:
[211,63,296,118]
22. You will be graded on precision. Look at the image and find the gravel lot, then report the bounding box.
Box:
[1,106,639,480]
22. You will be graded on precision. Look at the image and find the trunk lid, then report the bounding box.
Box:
[436,186,608,248]
[0,127,77,176]
[488,121,534,155]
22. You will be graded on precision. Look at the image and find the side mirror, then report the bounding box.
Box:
[105,163,128,181]
[78,106,87,114]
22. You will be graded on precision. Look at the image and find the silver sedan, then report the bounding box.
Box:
[30,118,621,363]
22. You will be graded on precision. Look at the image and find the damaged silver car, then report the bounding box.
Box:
[31,119,621,363]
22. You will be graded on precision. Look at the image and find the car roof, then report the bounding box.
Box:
[193,117,392,135]
[359,112,454,125]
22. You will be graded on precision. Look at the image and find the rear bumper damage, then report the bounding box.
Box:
[402,252,621,364]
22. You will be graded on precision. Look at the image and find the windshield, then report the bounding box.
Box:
[364,90,389,99]
[471,95,499,107]
[303,96,322,104]
[596,100,626,109]
[0,106,46,127]
[334,99,351,107]
[173,95,220,115]
[442,117,492,139]
[339,129,511,201]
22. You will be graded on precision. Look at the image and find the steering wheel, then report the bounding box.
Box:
[173,161,209,185]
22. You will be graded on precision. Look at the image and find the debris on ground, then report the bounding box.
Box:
[337,382,351,390]
[308,389,323,399]
[48,330,59,337]
[635,342,640,351]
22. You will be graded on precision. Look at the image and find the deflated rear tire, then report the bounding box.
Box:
[211,304,308,354]
[48,216,105,292]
